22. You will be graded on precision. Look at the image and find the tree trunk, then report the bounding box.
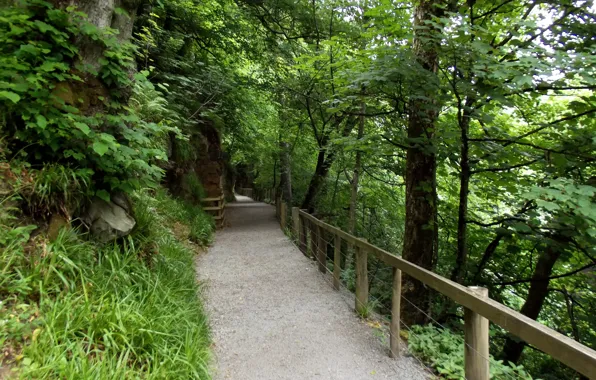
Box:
[451,104,473,283]
[65,0,141,69]
[401,0,442,326]
[472,232,505,283]
[279,141,293,204]
[348,99,366,235]
[272,159,277,191]
[301,117,356,212]
[301,149,331,212]
[500,241,563,363]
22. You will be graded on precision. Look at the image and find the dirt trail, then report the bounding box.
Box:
[196,195,427,380]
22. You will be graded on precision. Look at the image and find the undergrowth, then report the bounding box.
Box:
[408,325,533,380]
[0,189,213,379]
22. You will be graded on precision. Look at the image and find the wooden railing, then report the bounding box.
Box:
[286,207,596,380]
[252,187,276,203]
[201,194,225,228]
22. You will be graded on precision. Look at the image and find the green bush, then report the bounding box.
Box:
[189,211,215,246]
[408,325,532,380]
[182,172,207,203]
[0,189,213,378]
[137,188,215,246]
[21,164,93,216]
[0,1,177,197]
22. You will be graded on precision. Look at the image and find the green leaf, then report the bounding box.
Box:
[92,141,109,156]
[0,91,21,103]
[96,189,111,202]
[36,114,48,129]
[512,222,532,233]
[74,122,90,135]
[114,7,130,17]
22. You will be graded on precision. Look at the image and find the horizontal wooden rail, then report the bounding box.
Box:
[202,194,225,227]
[298,210,596,379]
[202,195,224,202]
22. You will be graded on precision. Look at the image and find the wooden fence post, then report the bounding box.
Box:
[280,202,287,229]
[355,242,368,315]
[333,234,341,290]
[292,207,299,240]
[309,220,316,259]
[317,224,326,273]
[299,214,307,254]
[390,268,402,358]
[465,286,490,380]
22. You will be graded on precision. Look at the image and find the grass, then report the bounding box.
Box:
[0,188,214,379]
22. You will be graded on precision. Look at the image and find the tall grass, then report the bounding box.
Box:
[0,189,213,379]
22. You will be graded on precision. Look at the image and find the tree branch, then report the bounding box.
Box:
[470,159,540,174]
[491,262,596,286]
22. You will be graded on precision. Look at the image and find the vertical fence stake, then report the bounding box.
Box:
[390,268,402,358]
[333,234,341,290]
[299,214,307,254]
[465,286,490,380]
[280,202,287,230]
[317,224,326,273]
[309,220,316,259]
[355,242,368,315]
[292,207,300,241]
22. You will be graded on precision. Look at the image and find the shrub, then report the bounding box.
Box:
[0,1,177,198]
[182,172,207,203]
[408,325,532,380]
[20,164,93,217]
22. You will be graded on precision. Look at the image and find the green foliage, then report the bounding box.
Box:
[0,1,176,197]
[408,325,532,380]
[182,172,207,203]
[0,189,213,378]
[22,164,93,216]
[1,0,594,377]
[133,188,215,246]
[189,212,215,246]
[222,1,595,377]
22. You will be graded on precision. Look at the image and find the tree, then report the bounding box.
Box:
[400,0,450,325]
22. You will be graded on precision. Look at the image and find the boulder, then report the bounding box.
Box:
[83,197,136,242]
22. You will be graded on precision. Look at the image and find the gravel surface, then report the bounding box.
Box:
[196,195,428,380]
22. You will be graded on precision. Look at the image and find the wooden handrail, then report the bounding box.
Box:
[298,210,596,379]
[202,195,224,202]
[202,194,225,227]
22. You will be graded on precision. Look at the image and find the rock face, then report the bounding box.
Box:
[165,122,227,201]
[83,197,136,242]
[195,126,224,197]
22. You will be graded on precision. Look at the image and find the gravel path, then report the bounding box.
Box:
[196,195,428,380]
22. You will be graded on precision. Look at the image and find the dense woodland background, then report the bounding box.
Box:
[0,0,595,378]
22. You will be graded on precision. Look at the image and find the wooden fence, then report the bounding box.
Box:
[280,206,596,380]
[252,187,276,203]
[201,194,225,228]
